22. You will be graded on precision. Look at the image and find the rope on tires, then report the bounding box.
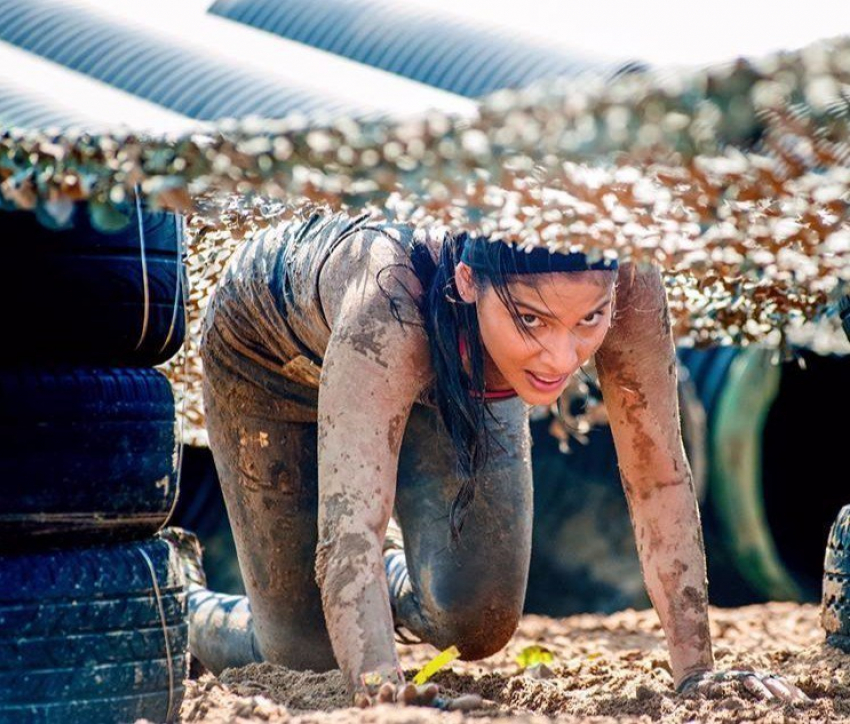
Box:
[163,214,189,527]
[136,543,176,723]
[131,196,186,723]
[133,185,152,352]
[157,212,187,356]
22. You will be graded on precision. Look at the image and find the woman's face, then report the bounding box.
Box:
[456,263,616,406]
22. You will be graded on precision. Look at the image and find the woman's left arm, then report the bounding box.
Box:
[594,263,809,703]
[594,261,714,689]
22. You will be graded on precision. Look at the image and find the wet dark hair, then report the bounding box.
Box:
[408,232,618,542]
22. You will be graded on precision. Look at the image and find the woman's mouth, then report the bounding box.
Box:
[525,370,568,393]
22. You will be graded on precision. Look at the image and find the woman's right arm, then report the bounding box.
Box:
[314,233,431,696]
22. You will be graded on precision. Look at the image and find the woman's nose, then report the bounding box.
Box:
[536,332,580,374]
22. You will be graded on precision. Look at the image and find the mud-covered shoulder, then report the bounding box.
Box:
[318,224,426,330]
[318,225,431,379]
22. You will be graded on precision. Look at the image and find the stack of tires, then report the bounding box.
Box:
[0,201,189,723]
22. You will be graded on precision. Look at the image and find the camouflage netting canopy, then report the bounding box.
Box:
[2,36,849,443]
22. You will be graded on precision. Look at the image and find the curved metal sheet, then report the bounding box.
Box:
[0,0,367,120]
[0,42,196,131]
[78,0,477,120]
[0,81,95,128]
[210,0,638,98]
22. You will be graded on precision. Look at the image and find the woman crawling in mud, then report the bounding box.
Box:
[172,211,809,709]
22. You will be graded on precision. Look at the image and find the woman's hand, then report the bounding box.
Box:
[353,680,438,708]
[353,672,484,710]
[677,668,810,703]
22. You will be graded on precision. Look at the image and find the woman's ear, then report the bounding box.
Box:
[454,261,477,304]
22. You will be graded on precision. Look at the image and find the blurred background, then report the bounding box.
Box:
[1,0,847,617]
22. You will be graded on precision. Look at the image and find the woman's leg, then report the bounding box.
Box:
[389,397,533,660]
[189,347,336,674]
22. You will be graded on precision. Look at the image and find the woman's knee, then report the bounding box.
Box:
[254,622,338,671]
[417,561,525,659]
[427,599,522,660]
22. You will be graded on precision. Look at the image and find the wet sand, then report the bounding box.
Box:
[175,601,849,723]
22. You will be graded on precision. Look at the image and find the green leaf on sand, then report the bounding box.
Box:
[413,645,461,685]
[515,645,555,670]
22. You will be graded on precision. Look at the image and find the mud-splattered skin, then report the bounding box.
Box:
[199,215,532,704]
[317,236,711,695]
[314,225,543,695]
[314,230,434,691]
[595,262,714,689]
[200,214,718,701]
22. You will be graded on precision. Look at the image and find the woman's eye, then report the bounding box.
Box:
[579,310,604,327]
[520,313,543,328]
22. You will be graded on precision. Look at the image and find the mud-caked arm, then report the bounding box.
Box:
[315,232,431,696]
[595,261,714,689]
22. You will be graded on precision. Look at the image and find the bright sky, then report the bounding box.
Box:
[408,0,848,66]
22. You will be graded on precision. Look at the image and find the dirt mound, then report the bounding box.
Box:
[178,602,850,723]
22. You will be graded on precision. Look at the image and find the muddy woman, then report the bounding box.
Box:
[170,211,808,708]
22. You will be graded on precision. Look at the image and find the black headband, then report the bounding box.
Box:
[460,238,618,274]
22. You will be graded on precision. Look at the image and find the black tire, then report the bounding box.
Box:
[0,690,187,724]
[822,505,850,641]
[0,368,177,551]
[0,660,179,701]
[0,537,187,724]
[0,203,186,366]
[676,346,741,420]
[527,416,651,615]
[827,634,850,654]
[824,505,850,571]
[822,573,850,637]
[2,625,189,670]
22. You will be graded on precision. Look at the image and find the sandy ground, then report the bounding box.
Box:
[170,601,850,723]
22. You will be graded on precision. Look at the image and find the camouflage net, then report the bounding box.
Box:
[1,36,848,444]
